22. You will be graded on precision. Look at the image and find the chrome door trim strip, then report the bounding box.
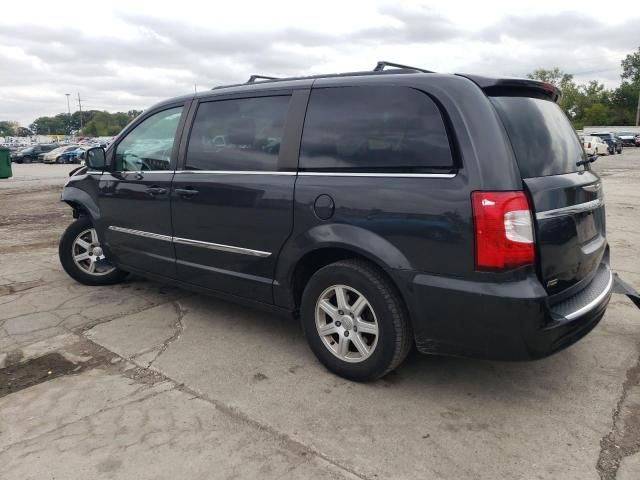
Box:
[108,226,271,258]
[297,172,456,178]
[175,170,296,175]
[564,270,613,320]
[536,199,603,220]
[108,226,172,242]
[173,236,271,257]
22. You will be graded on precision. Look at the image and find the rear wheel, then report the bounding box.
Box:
[59,217,128,286]
[300,259,412,381]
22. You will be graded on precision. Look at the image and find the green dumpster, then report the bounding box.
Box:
[0,147,12,179]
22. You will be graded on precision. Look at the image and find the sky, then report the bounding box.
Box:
[1,0,639,127]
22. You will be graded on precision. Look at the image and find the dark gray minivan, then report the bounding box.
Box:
[59,62,612,381]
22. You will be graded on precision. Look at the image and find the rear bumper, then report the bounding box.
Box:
[394,261,612,361]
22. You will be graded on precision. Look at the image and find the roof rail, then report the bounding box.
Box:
[247,75,279,83]
[373,61,434,73]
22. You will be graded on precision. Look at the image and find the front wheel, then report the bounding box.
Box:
[300,259,412,381]
[59,217,128,286]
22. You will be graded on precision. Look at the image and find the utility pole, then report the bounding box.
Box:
[77,92,84,132]
[65,93,71,135]
[636,89,640,127]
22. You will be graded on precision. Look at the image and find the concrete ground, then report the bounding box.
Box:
[1,151,640,479]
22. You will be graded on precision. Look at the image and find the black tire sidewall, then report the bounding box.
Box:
[59,217,127,286]
[301,262,403,381]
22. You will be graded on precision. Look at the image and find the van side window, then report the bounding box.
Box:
[114,106,183,172]
[299,87,454,172]
[186,96,290,171]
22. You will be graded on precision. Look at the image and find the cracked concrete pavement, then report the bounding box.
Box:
[1,157,640,479]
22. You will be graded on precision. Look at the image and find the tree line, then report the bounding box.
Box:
[0,109,143,137]
[527,47,639,128]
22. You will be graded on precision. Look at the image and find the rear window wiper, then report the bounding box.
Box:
[576,154,598,167]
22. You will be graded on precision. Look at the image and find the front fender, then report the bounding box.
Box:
[61,185,100,221]
[274,223,412,307]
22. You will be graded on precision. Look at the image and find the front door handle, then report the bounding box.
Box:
[145,186,167,196]
[174,188,199,198]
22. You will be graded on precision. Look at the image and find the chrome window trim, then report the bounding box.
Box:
[536,199,603,220]
[175,170,296,175]
[564,269,613,320]
[114,170,175,174]
[108,226,271,258]
[298,172,456,178]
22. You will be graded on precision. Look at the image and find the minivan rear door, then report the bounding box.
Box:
[490,95,606,296]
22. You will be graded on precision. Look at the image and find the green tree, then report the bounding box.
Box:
[527,68,580,119]
[582,103,610,125]
[0,121,19,136]
[621,47,640,84]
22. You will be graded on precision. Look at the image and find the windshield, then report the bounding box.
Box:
[490,96,585,178]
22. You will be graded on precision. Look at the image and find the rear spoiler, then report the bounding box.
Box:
[456,74,561,103]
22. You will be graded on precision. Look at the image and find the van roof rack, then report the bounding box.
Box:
[247,75,279,83]
[212,61,434,90]
[373,61,434,73]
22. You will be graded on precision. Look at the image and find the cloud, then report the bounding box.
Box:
[0,3,638,126]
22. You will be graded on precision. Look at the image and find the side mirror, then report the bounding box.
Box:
[85,147,106,170]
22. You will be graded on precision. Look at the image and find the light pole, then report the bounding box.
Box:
[65,93,71,135]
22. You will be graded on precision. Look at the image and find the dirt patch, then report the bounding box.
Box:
[0,353,79,398]
[0,187,71,252]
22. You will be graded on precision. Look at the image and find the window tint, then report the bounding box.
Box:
[186,96,290,171]
[299,87,453,172]
[114,106,183,172]
[490,97,583,178]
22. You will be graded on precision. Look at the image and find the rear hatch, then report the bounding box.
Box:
[488,89,606,297]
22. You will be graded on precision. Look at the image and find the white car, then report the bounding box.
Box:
[583,135,609,156]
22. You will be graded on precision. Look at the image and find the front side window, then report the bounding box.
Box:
[114,106,183,172]
[299,86,454,172]
[186,95,290,171]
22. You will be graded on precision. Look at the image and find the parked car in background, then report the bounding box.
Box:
[58,64,613,381]
[617,132,639,147]
[60,146,88,164]
[590,132,623,154]
[11,144,58,163]
[583,135,609,155]
[43,145,81,164]
[635,134,640,147]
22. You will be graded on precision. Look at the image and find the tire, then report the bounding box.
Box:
[56,156,62,164]
[300,259,412,381]
[59,217,128,286]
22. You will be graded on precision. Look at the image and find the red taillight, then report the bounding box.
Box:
[588,142,592,149]
[471,191,535,271]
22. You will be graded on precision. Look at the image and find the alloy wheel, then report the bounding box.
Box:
[315,284,379,363]
[71,228,116,276]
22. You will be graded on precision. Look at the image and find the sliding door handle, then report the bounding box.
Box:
[174,188,199,198]
[145,186,167,196]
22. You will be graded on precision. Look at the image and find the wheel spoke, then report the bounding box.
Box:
[75,239,90,249]
[90,229,98,244]
[87,259,96,273]
[350,295,367,316]
[351,333,369,356]
[317,323,339,337]
[74,252,90,262]
[319,299,339,320]
[337,335,350,357]
[355,319,378,336]
[334,287,348,310]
